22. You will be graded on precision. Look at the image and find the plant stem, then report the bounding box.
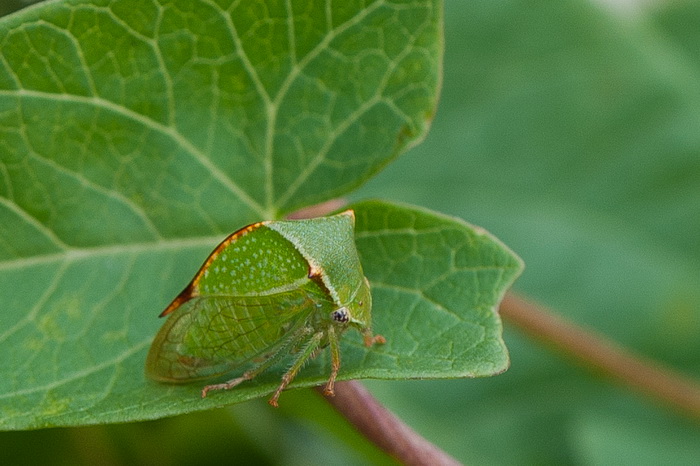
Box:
[317,381,462,466]
[500,292,700,419]
[286,198,348,219]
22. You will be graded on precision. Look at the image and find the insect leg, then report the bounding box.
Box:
[268,331,324,407]
[323,326,341,397]
[201,326,312,398]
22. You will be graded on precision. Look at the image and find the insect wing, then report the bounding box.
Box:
[146,288,329,383]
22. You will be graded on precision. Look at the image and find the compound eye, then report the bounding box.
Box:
[331,308,349,323]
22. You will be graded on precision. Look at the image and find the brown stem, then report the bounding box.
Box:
[317,381,462,466]
[286,199,348,219]
[500,292,700,419]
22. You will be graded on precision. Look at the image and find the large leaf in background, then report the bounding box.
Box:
[0,198,521,430]
[0,0,450,429]
[0,0,441,247]
[357,0,700,464]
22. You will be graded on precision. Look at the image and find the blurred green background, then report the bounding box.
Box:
[3,0,700,464]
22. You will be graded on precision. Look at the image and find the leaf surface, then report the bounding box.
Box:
[0,0,523,430]
[0,198,520,429]
[0,0,442,251]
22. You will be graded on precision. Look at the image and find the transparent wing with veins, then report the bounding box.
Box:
[146,286,334,382]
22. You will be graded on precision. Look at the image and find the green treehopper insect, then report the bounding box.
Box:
[146,210,385,406]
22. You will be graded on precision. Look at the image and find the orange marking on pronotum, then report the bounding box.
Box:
[159,222,266,317]
[308,265,322,278]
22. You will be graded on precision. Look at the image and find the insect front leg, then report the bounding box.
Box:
[324,326,341,397]
[363,328,386,347]
[269,331,324,407]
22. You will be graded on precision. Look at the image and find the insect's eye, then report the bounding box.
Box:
[358,301,364,306]
[331,308,349,323]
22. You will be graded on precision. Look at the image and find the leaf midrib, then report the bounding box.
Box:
[0,235,223,271]
[2,0,407,223]
[0,88,266,216]
[0,337,150,401]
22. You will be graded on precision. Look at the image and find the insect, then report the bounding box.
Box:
[145,210,385,406]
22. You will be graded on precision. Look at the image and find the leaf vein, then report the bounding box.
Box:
[1,89,266,216]
[0,235,222,272]
[0,339,150,400]
[268,0,385,210]
[14,119,164,241]
[0,197,70,250]
[0,261,70,343]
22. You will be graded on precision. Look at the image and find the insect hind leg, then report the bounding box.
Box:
[201,325,312,398]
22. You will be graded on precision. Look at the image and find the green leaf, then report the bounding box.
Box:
[0,197,520,429]
[351,200,522,379]
[0,0,520,430]
[0,0,441,249]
